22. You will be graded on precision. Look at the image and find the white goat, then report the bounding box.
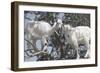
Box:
[27,20,58,51]
[62,24,90,59]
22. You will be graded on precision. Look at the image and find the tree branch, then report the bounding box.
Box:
[24,38,39,52]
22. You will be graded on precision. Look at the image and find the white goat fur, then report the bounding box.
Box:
[62,25,90,58]
[27,21,57,51]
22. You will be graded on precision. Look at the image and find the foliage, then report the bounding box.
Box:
[63,13,90,27]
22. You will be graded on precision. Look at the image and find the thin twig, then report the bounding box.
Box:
[24,38,50,57]
[24,38,39,52]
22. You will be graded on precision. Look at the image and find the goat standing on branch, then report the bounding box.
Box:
[27,20,60,52]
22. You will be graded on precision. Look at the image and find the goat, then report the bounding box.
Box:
[27,20,59,51]
[62,24,90,59]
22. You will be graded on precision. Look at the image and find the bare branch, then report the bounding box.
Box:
[24,38,39,52]
[31,51,48,56]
